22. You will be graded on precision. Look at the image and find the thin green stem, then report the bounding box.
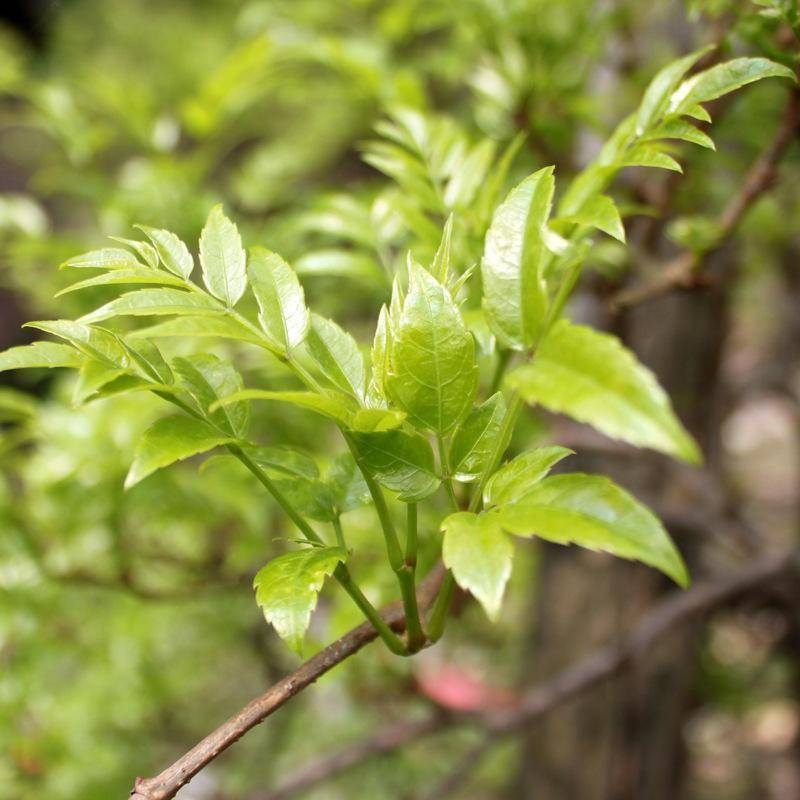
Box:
[402,503,425,652]
[489,348,512,395]
[405,502,418,565]
[437,434,460,513]
[426,571,455,644]
[332,517,347,550]
[334,565,407,656]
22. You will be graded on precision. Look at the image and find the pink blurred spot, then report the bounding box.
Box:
[416,665,517,712]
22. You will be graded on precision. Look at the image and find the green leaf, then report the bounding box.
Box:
[273,477,336,522]
[508,320,700,464]
[173,354,249,437]
[0,341,83,372]
[199,204,247,306]
[72,361,127,405]
[635,46,714,135]
[481,166,554,349]
[135,225,194,278]
[386,263,477,434]
[619,145,682,173]
[307,313,366,400]
[127,315,263,345]
[642,119,715,150]
[484,446,573,506]
[370,305,391,397]
[253,546,346,655]
[109,236,159,268]
[212,389,355,424]
[497,473,688,587]
[55,268,187,297]
[25,320,129,366]
[61,248,142,271]
[449,392,507,482]
[441,511,513,621]
[248,247,309,353]
[294,250,384,285]
[245,445,319,479]
[670,57,795,113]
[125,415,235,489]
[79,288,224,324]
[121,339,173,385]
[559,194,625,242]
[350,429,439,501]
[326,453,371,514]
[350,408,406,433]
[431,214,454,282]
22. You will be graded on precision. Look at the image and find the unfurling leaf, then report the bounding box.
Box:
[199,204,247,306]
[386,263,477,434]
[497,473,689,587]
[247,247,309,353]
[442,511,513,621]
[481,166,554,350]
[508,320,701,464]
[253,547,346,655]
[125,415,235,488]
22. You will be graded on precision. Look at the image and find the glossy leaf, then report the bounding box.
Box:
[449,392,507,482]
[135,225,194,278]
[55,268,187,297]
[350,408,406,433]
[326,453,371,514]
[559,194,625,242]
[60,248,142,271]
[25,320,129,366]
[248,247,309,353]
[0,341,83,372]
[173,354,249,437]
[481,167,554,350]
[212,389,355,424]
[109,236,159,268]
[441,511,513,620]
[508,320,701,463]
[484,446,573,507]
[497,473,689,587]
[79,288,223,324]
[253,547,346,655]
[125,415,235,489]
[307,313,366,400]
[350,428,439,501]
[128,315,262,345]
[386,263,477,434]
[273,477,336,522]
[246,445,319,479]
[199,204,247,306]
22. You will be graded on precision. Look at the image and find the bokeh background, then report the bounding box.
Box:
[0,1,799,799]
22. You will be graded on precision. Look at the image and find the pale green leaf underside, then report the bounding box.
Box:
[79,288,224,324]
[484,446,573,507]
[125,415,235,489]
[199,204,247,306]
[497,473,689,587]
[442,511,513,621]
[253,547,346,655]
[56,268,187,297]
[307,313,366,400]
[508,320,701,464]
[135,225,194,278]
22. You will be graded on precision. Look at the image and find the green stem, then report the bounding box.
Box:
[334,564,408,656]
[437,434,460,513]
[402,503,425,652]
[332,516,347,550]
[489,348,512,395]
[426,571,455,643]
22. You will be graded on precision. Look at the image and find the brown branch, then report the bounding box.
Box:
[612,88,800,310]
[255,549,799,800]
[128,562,446,800]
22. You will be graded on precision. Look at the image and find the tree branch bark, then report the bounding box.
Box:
[254,549,799,800]
[128,562,446,800]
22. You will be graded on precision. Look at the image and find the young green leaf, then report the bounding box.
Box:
[135,225,194,279]
[326,453,371,514]
[247,247,309,354]
[60,248,142,271]
[441,511,513,621]
[253,546,346,655]
[127,315,263,345]
[72,361,127,405]
[307,313,366,400]
[431,213,454,282]
[55,268,187,297]
[0,341,83,372]
[272,477,336,522]
[386,263,477,434]
[25,320,129,367]
[199,204,247,306]
[449,392,507,482]
[642,119,715,151]
[109,236,159,269]
[212,389,355,425]
[245,445,319,480]
[350,408,406,433]
[507,320,701,464]
[125,415,236,489]
[497,473,689,587]
[350,428,439,501]
[481,166,554,350]
[557,194,625,242]
[79,288,224,324]
[370,305,391,398]
[484,446,573,506]
[173,354,249,437]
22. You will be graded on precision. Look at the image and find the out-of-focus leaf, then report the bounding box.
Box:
[0,341,83,372]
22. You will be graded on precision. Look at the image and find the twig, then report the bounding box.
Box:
[256,550,799,800]
[612,89,800,310]
[128,562,446,800]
